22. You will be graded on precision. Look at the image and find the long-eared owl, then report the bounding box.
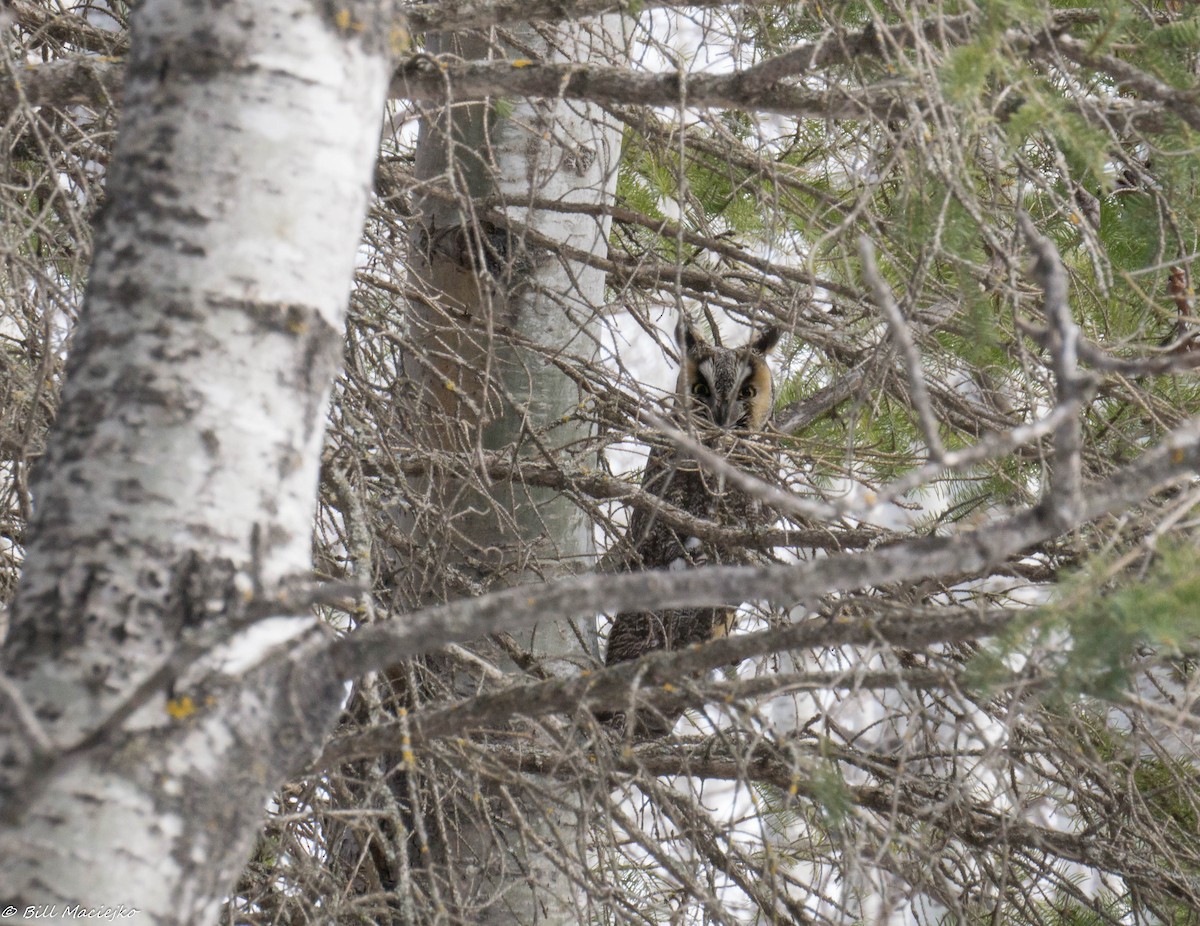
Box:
[603,316,781,736]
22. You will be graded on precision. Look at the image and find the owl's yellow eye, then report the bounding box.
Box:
[739,383,757,399]
[691,381,710,397]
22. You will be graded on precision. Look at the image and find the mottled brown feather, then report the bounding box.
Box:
[601,320,781,737]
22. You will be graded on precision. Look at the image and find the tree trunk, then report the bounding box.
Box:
[382,18,624,923]
[0,0,392,919]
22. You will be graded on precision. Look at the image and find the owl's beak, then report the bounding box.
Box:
[715,401,739,429]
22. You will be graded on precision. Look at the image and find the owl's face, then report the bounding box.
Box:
[676,319,780,429]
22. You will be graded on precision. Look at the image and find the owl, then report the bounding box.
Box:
[602,316,781,736]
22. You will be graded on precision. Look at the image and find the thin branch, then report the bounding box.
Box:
[392,175,854,299]
[877,403,1075,500]
[9,0,128,54]
[640,410,845,522]
[1020,319,1200,377]
[405,0,780,34]
[0,673,54,754]
[776,361,871,434]
[647,781,815,925]
[859,235,945,462]
[1075,338,1200,377]
[1018,212,1085,528]
[478,739,1200,903]
[1049,32,1200,134]
[23,28,884,120]
[390,55,905,118]
[352,452,882,552]
[16,12,1193,134]
[0,56,123,113]
[320,655,975,765]
[736,12,974,90]
[7,0,774,54]
[324,409,1200,694]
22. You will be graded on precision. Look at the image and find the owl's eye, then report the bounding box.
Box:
[691,381,710,398]
[739,383,757,399]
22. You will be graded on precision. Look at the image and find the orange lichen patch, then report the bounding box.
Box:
[166,695,197,720]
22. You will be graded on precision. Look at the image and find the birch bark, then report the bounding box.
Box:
[386,17,624,923]
[0,0,393,919]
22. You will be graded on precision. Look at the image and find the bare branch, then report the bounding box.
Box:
[320,620,1005,765]
[641,410,846,521]
[859,235,945,462]
[1049,32,1200,133]
[8,0,127,54]
[406,0,779,34]
[776,362,871,434]
[1075,337,1200,377]
[355,451,881,552]
[0,56,122,113]
[0,673,54,755]
[479,739,1200,902]
[326,410,1200,682]
[1018,212,1085,527]
[391,54,905,116]
[878,403,1075,500]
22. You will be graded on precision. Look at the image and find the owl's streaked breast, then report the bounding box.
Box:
[600,317,783,737]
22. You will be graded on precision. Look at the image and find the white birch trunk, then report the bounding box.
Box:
[405,19,623,641]
[393,18,624,924]
[0,0,391,919]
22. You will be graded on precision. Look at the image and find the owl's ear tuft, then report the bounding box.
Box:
[675,316,705,356]
[750,326,781,355]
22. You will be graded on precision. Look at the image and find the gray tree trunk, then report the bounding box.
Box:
[0,0,392,919]
[387,18,624,924]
